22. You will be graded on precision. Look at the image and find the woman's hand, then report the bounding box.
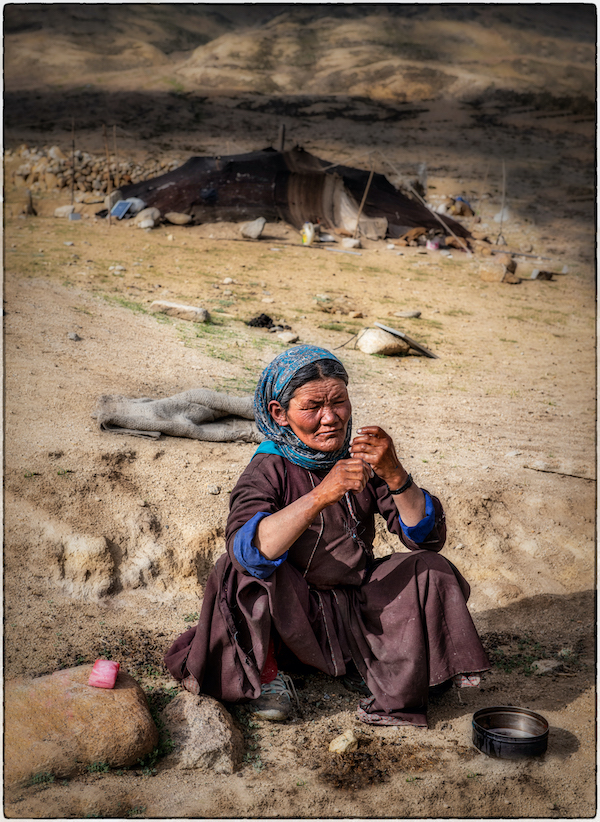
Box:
[254,458,371,560]
[350,426,426,527]
[312,457,373,507]
[349,426,404,488]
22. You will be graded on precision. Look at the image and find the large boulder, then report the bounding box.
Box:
[161,692,243,774]
[4,666,158,786]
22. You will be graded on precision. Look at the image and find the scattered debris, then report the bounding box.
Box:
[247,314,273,328]
[67,332,82,341]
[207,485,221,495]
[149,301,210,323]
[531,659,562,675]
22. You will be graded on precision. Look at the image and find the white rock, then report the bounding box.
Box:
[356,328,410,356]
[54,205,75,218]
[241,217,266,239]
[342,237,361,249]
[222,277,234,285]
[494,207,512,223]
[125,197,146,215]
[134,207,161,225]
[165,211,192,225]
[138,218,155,230]
[149,301,210,323]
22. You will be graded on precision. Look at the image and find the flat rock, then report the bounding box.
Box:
[54,205,75,218]
[4,666,158,786]
[356,327,410,356]
[161,692,243,774]
[165,212,192,226]
[240,217,266,239]
[149,301,210,323]
[138,218,155,230]
[394,310,421,318]
[277,331,299,344]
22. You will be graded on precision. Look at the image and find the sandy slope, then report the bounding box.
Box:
[3,4,596,819]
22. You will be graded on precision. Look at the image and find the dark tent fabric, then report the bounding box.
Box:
[119,146,470,241]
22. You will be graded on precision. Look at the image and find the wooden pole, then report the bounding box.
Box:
[103,124,112,226]
[70,118,75,207]
[353,162,375,239]
[113,125,119,190]
[495,160,507,245]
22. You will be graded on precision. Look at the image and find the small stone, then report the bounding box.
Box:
[207,485,221,495]
[240,217,266,239]
[222,277,234,285]
[223,289,233,296]
[149,301,210,323]
[262,297,275,304]
[329,730,358,754]
[68,332,82,341]
[349,311,363,319]
[277,331,299,344]
[167,234,175,241]
[342,237,361,249]
[64,241,74,247]
[505,450,521,458]
[138,218,155,230]
[165,212,192,226]
[394,310,421,319]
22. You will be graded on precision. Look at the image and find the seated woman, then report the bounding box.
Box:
[165,345,489,727]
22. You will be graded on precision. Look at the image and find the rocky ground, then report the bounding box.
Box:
[3,4,596,819]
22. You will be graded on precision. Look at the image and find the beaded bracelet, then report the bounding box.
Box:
[389,473,413,495]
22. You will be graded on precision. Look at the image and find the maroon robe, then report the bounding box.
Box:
[164,454,490,726]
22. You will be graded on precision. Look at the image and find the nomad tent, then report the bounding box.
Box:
[119,146,470,241]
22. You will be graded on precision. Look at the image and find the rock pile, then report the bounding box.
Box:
[6,144,182,195]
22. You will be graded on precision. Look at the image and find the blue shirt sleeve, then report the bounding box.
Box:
[233,511,289,579]
[398,491,435,544]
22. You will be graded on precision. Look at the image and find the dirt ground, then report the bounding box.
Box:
[3,4,596,820]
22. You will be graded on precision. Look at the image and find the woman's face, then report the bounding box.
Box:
[269,377,352,452]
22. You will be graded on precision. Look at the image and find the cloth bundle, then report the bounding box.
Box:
[92,389,261,443]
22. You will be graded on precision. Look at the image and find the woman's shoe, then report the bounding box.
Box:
[248,672,298,721]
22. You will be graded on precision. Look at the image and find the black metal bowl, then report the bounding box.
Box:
[472,706,549,759]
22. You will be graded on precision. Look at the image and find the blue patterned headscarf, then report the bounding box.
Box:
[253,345,352,471]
